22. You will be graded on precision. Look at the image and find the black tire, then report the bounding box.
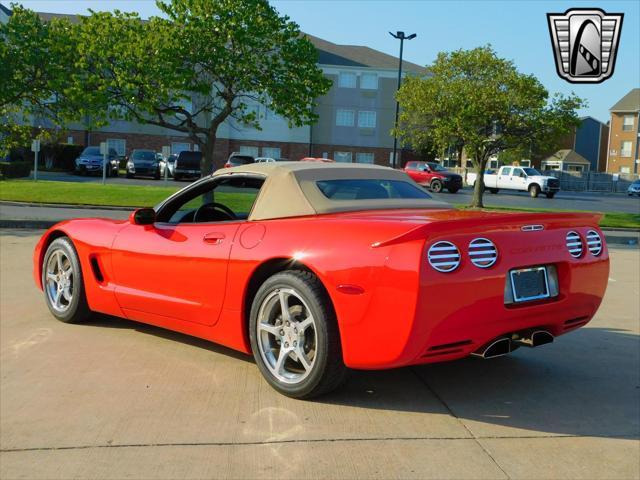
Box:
[430,179,443,193]
[154,169,161,180]
[173,174,181,181]
[489,188,499,194]
[249,270,347,399]
[41,237,91,324]
[447,187,460,193]
[126,173,134,179]
[529,184,540,198]
[545,192,555,199]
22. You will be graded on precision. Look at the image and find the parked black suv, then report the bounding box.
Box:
[173,151,202,181]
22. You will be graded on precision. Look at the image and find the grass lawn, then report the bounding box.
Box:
[455,204,640,229]
[0,179,256,212]
[1,179,638,229]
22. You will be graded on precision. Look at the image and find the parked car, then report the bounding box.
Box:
[173,151,202,180]
[160,153,177,178]
[255,157,290,163]
[75,146,119,176]
[404,161,463,193]
[627,179,640,196]
[126,149,161,179]
[33,162,609,399]
[224,152,255,168]
[466,166,560,198]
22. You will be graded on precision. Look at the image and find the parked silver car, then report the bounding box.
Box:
[627,179,640,196]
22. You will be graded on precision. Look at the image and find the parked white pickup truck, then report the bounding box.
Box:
[466,166,561,198]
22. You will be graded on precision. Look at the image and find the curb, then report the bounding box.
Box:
[1,219,637,247]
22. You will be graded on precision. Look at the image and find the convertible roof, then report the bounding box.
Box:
[212,162,450,221]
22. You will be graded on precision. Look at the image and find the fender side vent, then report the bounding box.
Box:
[89,256,105,283]
[428,340,473,351]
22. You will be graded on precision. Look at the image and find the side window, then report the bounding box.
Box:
[513,168,524,177]
[501,167,512,176]
[157,176,264,224]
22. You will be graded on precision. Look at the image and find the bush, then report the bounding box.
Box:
[40,143,85,171]
[0,161,31,179]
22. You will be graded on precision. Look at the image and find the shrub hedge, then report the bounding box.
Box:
[0,161,31,179]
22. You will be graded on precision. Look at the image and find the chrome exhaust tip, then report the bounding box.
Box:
[512,330,555,348]
[531,330,554,347]
[471,337,511,359]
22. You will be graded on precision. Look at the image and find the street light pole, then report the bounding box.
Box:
[390,31,416,169]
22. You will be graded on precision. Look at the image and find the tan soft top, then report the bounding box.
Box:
[212,162,451,221]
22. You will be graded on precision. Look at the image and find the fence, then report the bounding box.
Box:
[452,166,639,193]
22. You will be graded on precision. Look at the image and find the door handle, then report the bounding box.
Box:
[203,232,225,244]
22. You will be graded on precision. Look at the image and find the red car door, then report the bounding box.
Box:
[110,222,240,326]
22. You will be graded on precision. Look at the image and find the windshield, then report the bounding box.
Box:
[82,147,100,155]
[522,168,541,176]
[427,163,448,172]
[229,156,254,166]
[316,179,432,200]
[132,151,157,161]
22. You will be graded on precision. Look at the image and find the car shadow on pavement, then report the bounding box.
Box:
[320,327,640,440]
[84,313,254,364]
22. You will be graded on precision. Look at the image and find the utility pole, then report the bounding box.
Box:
[389,31,416,169]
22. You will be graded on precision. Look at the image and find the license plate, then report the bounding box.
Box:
[509,266,550,303]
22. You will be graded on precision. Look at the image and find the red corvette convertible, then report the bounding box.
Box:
[34,163,609,398]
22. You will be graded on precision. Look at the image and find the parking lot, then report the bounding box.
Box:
[0,229,638,479]
[25,170,640,214]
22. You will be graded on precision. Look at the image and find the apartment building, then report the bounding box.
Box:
[3,8,425,166]
[606,88,640,174]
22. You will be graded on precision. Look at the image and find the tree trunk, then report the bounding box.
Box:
[470,158,487,208]
[201,135,216,178]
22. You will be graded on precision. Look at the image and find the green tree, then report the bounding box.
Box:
[72,0,331,173]
[0,5,78,155]
[396,46,584,207]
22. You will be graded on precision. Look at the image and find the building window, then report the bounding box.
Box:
[520,159,531,167]
[358,111,376,128]
[336,109,355,126]
[171,142,191,154]
[238,145,259,157]
[360,73,378,90]
[107,139,126,156]
[567,165,584,172]
[623,115,635,131]
[356,152,374,164]
[334,151,352,163]
[262,147,281,159]
[338,72,356,88]
[620,166,630,174]
[621,140,633,157]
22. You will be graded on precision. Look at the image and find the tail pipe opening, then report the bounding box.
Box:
[472,330,554,359]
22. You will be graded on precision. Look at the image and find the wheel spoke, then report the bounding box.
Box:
[258,322,280,337]
[298,315,314,332]
[46,272,57,282]
[295,345,312,371]
[273,347,288,375]
[54,289,63,308]
[62,287,72,302]
[55,251,63,273]
[278,290,291,322]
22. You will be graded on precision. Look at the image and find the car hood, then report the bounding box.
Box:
[78,155,104,163]
[132,159,157,167]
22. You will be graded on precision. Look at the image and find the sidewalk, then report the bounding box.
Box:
[1,201,638,246]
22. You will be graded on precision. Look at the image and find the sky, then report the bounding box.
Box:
[5,0,639,122]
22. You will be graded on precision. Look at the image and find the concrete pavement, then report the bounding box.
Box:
[0,230,638,479]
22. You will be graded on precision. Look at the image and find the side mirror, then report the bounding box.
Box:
[130,208,156,226]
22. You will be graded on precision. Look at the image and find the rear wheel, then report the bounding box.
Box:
[430,179,443,193]
[447,187,459,194]
[249,270,347,399]
[529,184,540,198]
[545,192,555,199]
[42,237,91,324]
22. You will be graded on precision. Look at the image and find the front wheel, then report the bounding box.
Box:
[249,270,347,399]
[529,184,540,198]
[430,179,443,193]
[489,188,499,194]
[42,237,91,323]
